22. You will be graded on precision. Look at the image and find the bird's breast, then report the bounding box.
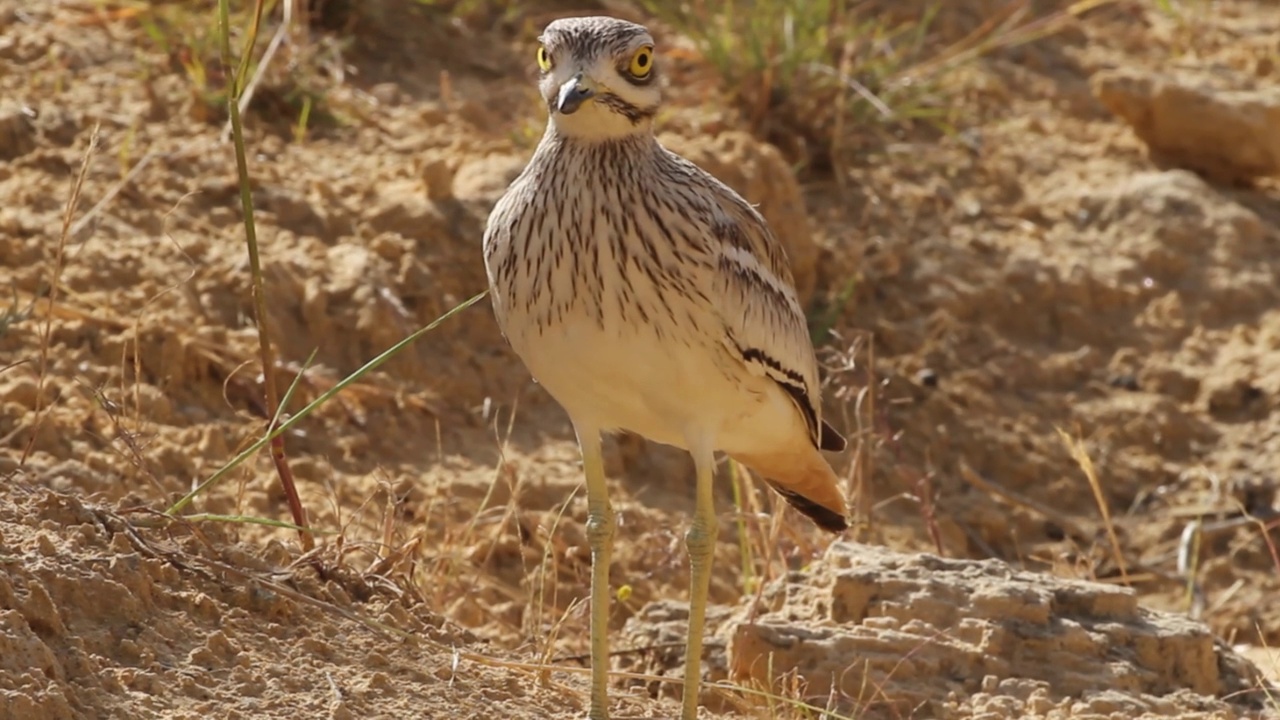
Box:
[486,165,716,341]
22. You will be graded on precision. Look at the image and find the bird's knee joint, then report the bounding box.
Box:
[684,523,715,558]
[586,509,616,545]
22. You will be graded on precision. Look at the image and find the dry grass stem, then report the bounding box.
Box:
[1058,428,1130,585]
[21,123,101,467]
[216,0,310,547]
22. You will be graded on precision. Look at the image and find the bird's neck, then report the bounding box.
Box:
[543,117,657,148]
[538,125,659,168]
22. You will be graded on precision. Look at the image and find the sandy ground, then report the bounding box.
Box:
[1,0,1279,718]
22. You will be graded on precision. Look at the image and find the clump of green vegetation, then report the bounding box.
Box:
[135,0,347,135]
[639,0,1114,171]
[641,1,944,164]
[136,1,231,122]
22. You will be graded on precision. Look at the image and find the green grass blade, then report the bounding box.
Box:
[268,347,318,434]
[166,290,489,515]
[178,513,338,534]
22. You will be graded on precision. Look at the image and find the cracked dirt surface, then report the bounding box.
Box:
[1,1,1279,718]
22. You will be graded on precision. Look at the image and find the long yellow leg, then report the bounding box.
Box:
[578,427,615,720]
[681,444,717,720]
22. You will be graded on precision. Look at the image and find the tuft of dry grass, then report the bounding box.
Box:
[1058,427,1131,585]
[20,124,100,467]
[640,0,1121,172]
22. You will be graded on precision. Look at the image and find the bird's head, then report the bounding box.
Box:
[536,17,661,141]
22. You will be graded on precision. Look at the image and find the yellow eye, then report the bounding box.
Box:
[628,45,654,78]
[536,45,553,72]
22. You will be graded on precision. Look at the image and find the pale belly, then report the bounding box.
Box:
[504,314,800,453]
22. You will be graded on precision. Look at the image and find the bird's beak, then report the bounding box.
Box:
[556,73,598,115]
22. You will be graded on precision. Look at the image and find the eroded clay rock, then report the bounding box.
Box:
[622,542,1274,719]
[1092,69,1280,184]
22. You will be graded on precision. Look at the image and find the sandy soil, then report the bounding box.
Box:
[1,1,1279,718]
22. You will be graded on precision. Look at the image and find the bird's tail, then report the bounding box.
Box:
[728,448,848,533]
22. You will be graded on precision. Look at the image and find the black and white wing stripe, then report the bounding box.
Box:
[707,195,846,454]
